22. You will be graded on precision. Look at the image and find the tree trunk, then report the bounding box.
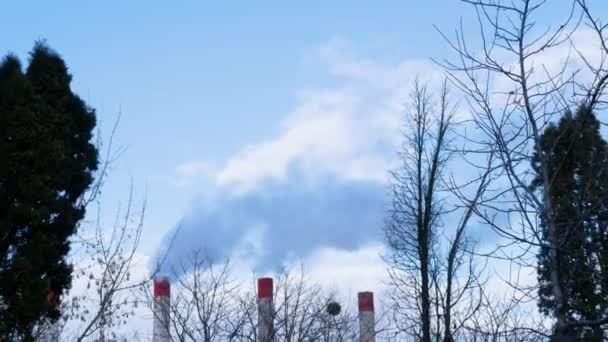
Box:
[420,246,431,342]
[543,162,569,341]
[443,262,453,342]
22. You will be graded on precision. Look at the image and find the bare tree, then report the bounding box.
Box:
[435,0,608,339]
[385,79,447,342]
[139,253,258,342]
[463,283,549,341]
[238,266,359,342]
[144,257,362,342]
[61,185,148,342]
[28,113,157,342]
[385,79,492,342]
[272,267,357,342]
[165,252,242,342]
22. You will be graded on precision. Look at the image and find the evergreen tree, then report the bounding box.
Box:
[532,106,608,340]
[0,42,98,339]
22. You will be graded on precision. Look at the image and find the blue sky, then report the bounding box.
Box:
[3,1,608,278]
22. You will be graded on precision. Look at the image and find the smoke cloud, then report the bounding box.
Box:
[156,176,388,277]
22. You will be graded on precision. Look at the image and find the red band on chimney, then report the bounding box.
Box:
[258,277,273,299]
[154,277,171,298]
[358,292,374,312]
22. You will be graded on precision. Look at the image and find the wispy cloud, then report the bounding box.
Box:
[175,38,443,195]
[171,160,218,188]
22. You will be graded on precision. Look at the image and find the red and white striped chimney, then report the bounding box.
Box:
[358,291,376,342]
[257,277,274,342]
[153,277,171,342]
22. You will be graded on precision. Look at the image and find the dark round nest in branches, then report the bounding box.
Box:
[326,301,341,316]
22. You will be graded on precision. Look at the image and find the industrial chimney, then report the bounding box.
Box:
[358,291,375,342]
[152,277,171,342]
[257,277,274,342]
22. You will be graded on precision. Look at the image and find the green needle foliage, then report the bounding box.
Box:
[0,42,98,340]
[533,106,608,340]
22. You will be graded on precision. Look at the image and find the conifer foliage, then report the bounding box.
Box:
[0,42,98,339]
[533,106,608,340]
